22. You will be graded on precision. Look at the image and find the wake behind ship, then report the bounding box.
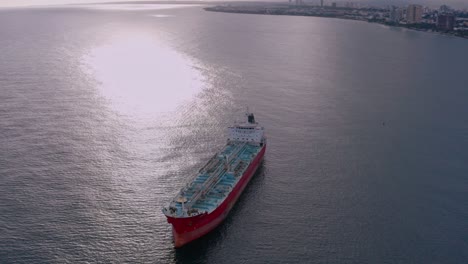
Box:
[162,111,266,247]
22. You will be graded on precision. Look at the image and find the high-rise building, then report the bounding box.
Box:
[321,0,324,7]
[440,5,451,13]
[437,14,455,31]
[389,6,402,23]
[406,4,423,24]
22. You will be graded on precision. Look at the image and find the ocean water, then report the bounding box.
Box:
[0,4,467,263]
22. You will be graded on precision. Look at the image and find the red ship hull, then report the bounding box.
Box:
[165,144,266,248]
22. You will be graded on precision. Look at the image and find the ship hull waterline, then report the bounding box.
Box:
[165,144,266,248]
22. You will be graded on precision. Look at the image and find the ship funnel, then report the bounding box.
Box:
[247,113,255,124]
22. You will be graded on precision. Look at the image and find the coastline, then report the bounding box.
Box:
[204,4,468,40]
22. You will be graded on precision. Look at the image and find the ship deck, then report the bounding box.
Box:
[164,142,262,217]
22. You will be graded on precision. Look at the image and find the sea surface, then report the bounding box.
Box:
[0,3,467,263]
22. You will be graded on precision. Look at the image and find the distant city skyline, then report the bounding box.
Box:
[0,0,467,9]
[309,0,467,9]
[355,0,467,9]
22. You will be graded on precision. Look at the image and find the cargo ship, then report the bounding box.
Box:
[162,111,266,248]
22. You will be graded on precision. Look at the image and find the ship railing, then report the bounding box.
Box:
[233,161,246,176]
[184,157,232,209]
[183,143,248,210]
[199,153,219,174]
[222,142,247,169]
[230,142,247,161]
[185,165,226,208]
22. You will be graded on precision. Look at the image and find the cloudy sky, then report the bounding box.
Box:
[0,0,467,8]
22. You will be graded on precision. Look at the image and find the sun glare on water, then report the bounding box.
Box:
[83,34,205,116]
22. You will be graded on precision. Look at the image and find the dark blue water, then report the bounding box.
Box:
[0,4,467,263]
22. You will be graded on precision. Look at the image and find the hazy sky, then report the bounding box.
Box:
[0,0,467,9]
[0,0,131,7]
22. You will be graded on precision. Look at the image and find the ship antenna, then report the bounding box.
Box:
[225,155,230,171]
[181,200,185,216]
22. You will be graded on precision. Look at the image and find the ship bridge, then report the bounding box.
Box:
[228,112,265,146]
